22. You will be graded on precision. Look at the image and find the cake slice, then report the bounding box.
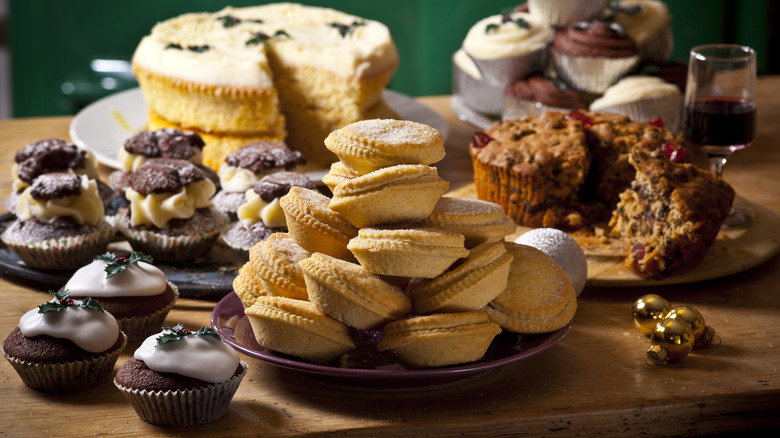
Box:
[609,142,735,279]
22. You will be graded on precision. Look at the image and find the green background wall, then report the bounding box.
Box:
[6,0,778,117]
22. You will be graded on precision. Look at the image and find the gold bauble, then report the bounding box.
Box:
[666,305,715,347]
[632,294,672,336]
[647,317,694,364]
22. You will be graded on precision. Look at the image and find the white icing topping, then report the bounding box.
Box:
[15,175,105,225]
[613,0,670,45]
[65,259,167,298]
[515,228,588,296]
[463,12,553,60]
[589,75,680,110]
[125,178,216,228]
[18,300,120,353]
[134,329,240,383]
[132,3,398,87]
[237,189,287,228]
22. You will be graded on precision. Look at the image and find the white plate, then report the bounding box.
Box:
[70,88,450,171]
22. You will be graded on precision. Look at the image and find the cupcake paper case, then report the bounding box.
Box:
[2,291,127,392]
[114,324,248,426]
[589,75,682,130]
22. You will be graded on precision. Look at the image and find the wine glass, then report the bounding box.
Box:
[682,44,757,227]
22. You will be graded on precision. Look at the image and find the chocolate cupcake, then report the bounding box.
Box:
[111,128,218,191]
[222,171,316,258]
[114,324,248,426]
[63,251,179,341]
[1,173,115,270]
[551,20,640,94]
[212,141,306,219]
[116,158,229,262]
[2,290,127,392]
[462,10,553,88]
[503,74,587,119]
[4,139,117,213]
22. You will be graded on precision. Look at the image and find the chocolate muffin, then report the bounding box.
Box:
[2,291,127,391]
[222,171,316,258]
[116,158,229,262]
[212,141,306,218]
[0,173,115,270]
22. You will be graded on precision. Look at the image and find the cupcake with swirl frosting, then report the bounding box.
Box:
[1,173,115,270]
[589,75,682,130]
[503,74,587,119]
[462,10,553,88]
[114,324,248,426]
[116,158,229,262]
[607,0,673,64]
[2,291,127,392]
[551,20,640,94]
[452,48,505,116]
[527,0,610,28]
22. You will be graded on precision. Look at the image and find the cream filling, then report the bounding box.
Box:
[237,189,287,228]
[16,175,104,225]
[134,330,240,383]
[463,12,553,60]
[590,75,680,109]
[132,3,399,86]
[119,147,204,172]
[19,301,120,353]
[125,178,215,228]
[65,260,167,298]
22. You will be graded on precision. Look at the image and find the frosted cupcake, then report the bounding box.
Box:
[551,20,640,94]
[2,290,127,392]
[114,324,248,426]
[607,0,673,64]
[221,171,315,258]
[116,158,229,262]
[462,10,553,87]
[452,48,504,116]
[589,75,682,130]
[527,0,610,28]
[212,141,306,219]
[1,173,115,270]
[63,251,179,341]
[503,74,587,119]
[4,139,117,213]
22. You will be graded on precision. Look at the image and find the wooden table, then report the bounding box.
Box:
[1,78,779,436]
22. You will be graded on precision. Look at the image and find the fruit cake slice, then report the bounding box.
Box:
[609,142,734,279]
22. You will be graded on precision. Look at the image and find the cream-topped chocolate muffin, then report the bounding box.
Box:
[64,251,179,341]
[2,290,127,391]
[212,142,306,218]
[222,171,315,258]
[116,158,229,262]
[1,173,115,270]
[4,139,117,212]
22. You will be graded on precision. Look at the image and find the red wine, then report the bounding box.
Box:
[684,98,756,147]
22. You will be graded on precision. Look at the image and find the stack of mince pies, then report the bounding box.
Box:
[233,119,577,369]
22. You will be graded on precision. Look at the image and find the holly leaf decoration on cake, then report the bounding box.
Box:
[330,20,365,37]
[486,9,530,34]
[38,290,104,313]
[217,15,242,28]
[95,251,154,279]
[156,324,221,347]
[246,29,290,46]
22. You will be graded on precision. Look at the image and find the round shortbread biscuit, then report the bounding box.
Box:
[329,164,449,228]
[406,241,513,314]
[377,311,501,368]
[417,196,517,248]
[299,253,412,330]
[248,233,310,300]
[482,242,577,333]
[324,119,445,174]
[347,226,469,278]
[279,186,358,261]
[244,296,355,364]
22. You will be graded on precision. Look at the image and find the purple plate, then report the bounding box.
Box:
[211,292,571,388]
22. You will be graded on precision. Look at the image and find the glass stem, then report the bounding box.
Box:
[708,154,729,179]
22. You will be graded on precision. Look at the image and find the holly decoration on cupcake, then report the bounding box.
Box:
[156,324,221,347]
[94,251,154,278]
[38,290,103,313]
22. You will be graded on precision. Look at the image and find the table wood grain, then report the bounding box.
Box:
[1,78,779,436]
